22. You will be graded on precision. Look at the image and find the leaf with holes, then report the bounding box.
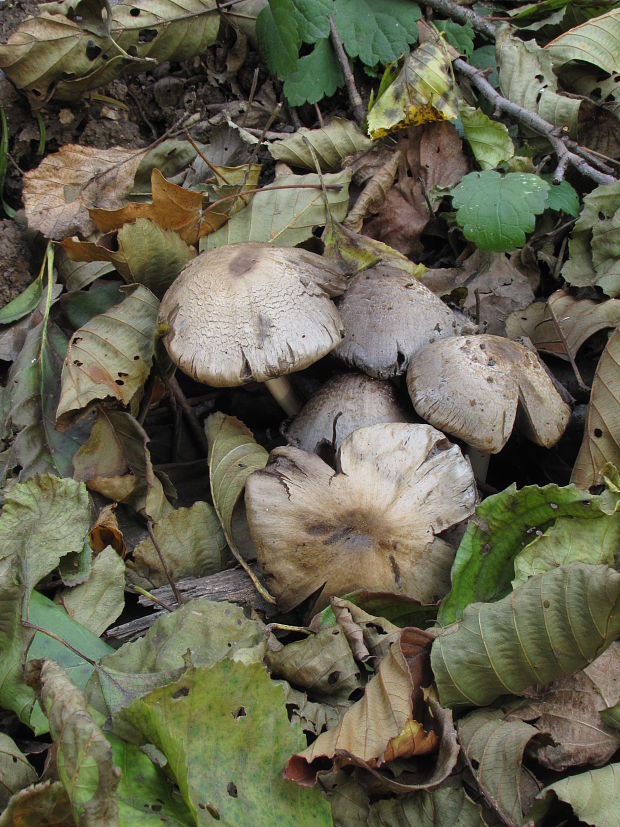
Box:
[56,285,159,430]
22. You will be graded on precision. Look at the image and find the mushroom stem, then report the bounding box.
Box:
[467,447,490,484]
[265,377,302,417]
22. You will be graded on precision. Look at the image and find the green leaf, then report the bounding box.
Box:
[451,171,549,252]
[432,564,620,708]
[438,481,612,625]
[562,180,620,297]
[458,708,538,825]
[368,787,484,827]
[56,285,159,430]
[61,281,125,331]
[283,38,344,107]
[205,412,268,558]
[107,733,194,826]
[0,733,37,810]
[256,0,301,79]
[125,661,333,826]
[57,546,126,636]
[542,176,580,216]
[460,105,515,170]
[128,501,229,590]
[534,762,620,827]
[204,171,350,248]
[292,0,332,43]
[118,218,195,298]
[513,508,620,587]
[333,0,421,67]
[30,659,121,825]
[270,118,370,171]
[546,8,620,74]
[435,19,474,58]
[0,274,43,326]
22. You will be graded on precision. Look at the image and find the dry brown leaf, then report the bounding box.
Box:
[343,150,401,233]
[420,250,536,336]
[89,504,126,558]
[362,123,468,258]
[284,628,435,785]
[506,290,620,361]
[22,145,145,240]
[572,326,620,488]
[508,643,620,771]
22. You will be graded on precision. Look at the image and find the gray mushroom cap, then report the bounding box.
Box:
[407,335,571,454]
[334,264,464,379]
[158,243,346,386]
[284,373,412,454]
[245,423,477,613]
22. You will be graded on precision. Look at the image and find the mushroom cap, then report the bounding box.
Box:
[284,372,412,454]
[407,335,571,454]
[334,264,461,378]
[245,423,477,613]
[158,243,345,386]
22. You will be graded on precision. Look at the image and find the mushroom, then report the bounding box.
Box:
[245,423,477,613]
[333,263,468,378]
[157,243,347,415]
[406,335,571,460]
[284,372,412,457]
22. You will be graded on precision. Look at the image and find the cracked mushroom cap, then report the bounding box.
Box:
[245,423,477,613]
[284,372,412,455]
[407,334,571,454]
[158,243,346,386]
[334,264,463,378]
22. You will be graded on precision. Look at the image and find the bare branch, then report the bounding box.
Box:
[329,15,365,125]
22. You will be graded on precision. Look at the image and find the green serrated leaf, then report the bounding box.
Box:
[256,0,301,79]
[435,19,474,58]
[438,481,613,625]
[432,564,620,708]
[333,0,421,67]
[451,171,549,252]
[541,175,580,216]
[283,37,344,107]
[460,105,515,170]
[292,0,332,43]
[125,661,333,826]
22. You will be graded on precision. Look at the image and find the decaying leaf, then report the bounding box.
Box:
[0,733,37,810]
[56,285,159,430]
[572,327,620,489]
[57,546,126,637]
[269,118,371,171]
[534,762,620,827]
[0,780,73,827]
[22,145,144,239]
[128,501,229,590]
[545,8,620,75]
[366,41,459,140]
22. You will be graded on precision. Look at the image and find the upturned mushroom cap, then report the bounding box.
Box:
[334,264,463,378]
[245,423,477,613]
[284,372,412,454]
[407,335,570,454]
[158,243,346,386]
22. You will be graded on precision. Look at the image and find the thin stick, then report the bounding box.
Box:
[422,0,497,40]
[185,130,233,184]
[147,519,185,605]
[454,58,617,185]
[22,621,98,665]
[131,585,175,613]
[329,15,365,124]
[168,374,211,457]
[241,67,260,128]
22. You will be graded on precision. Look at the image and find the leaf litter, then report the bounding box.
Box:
[0,1,620,824]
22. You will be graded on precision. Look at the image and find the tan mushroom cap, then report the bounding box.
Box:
[334,264,463,378]
[407,335,571,454]
[245,423,477,613]
[158,243,346,386]
[284,372,412,454]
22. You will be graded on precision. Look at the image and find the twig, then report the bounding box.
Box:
[422,0,497,40]
[130,585,174,613]
[241,67,260,128]
[168,374,211,457]
[231,125,289,141]
[147,519,185,605]
[329,15,365,125]
[454,58,617,185]
[22,621,98,665]
[185,129,233,184]
[127,87,158,140]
